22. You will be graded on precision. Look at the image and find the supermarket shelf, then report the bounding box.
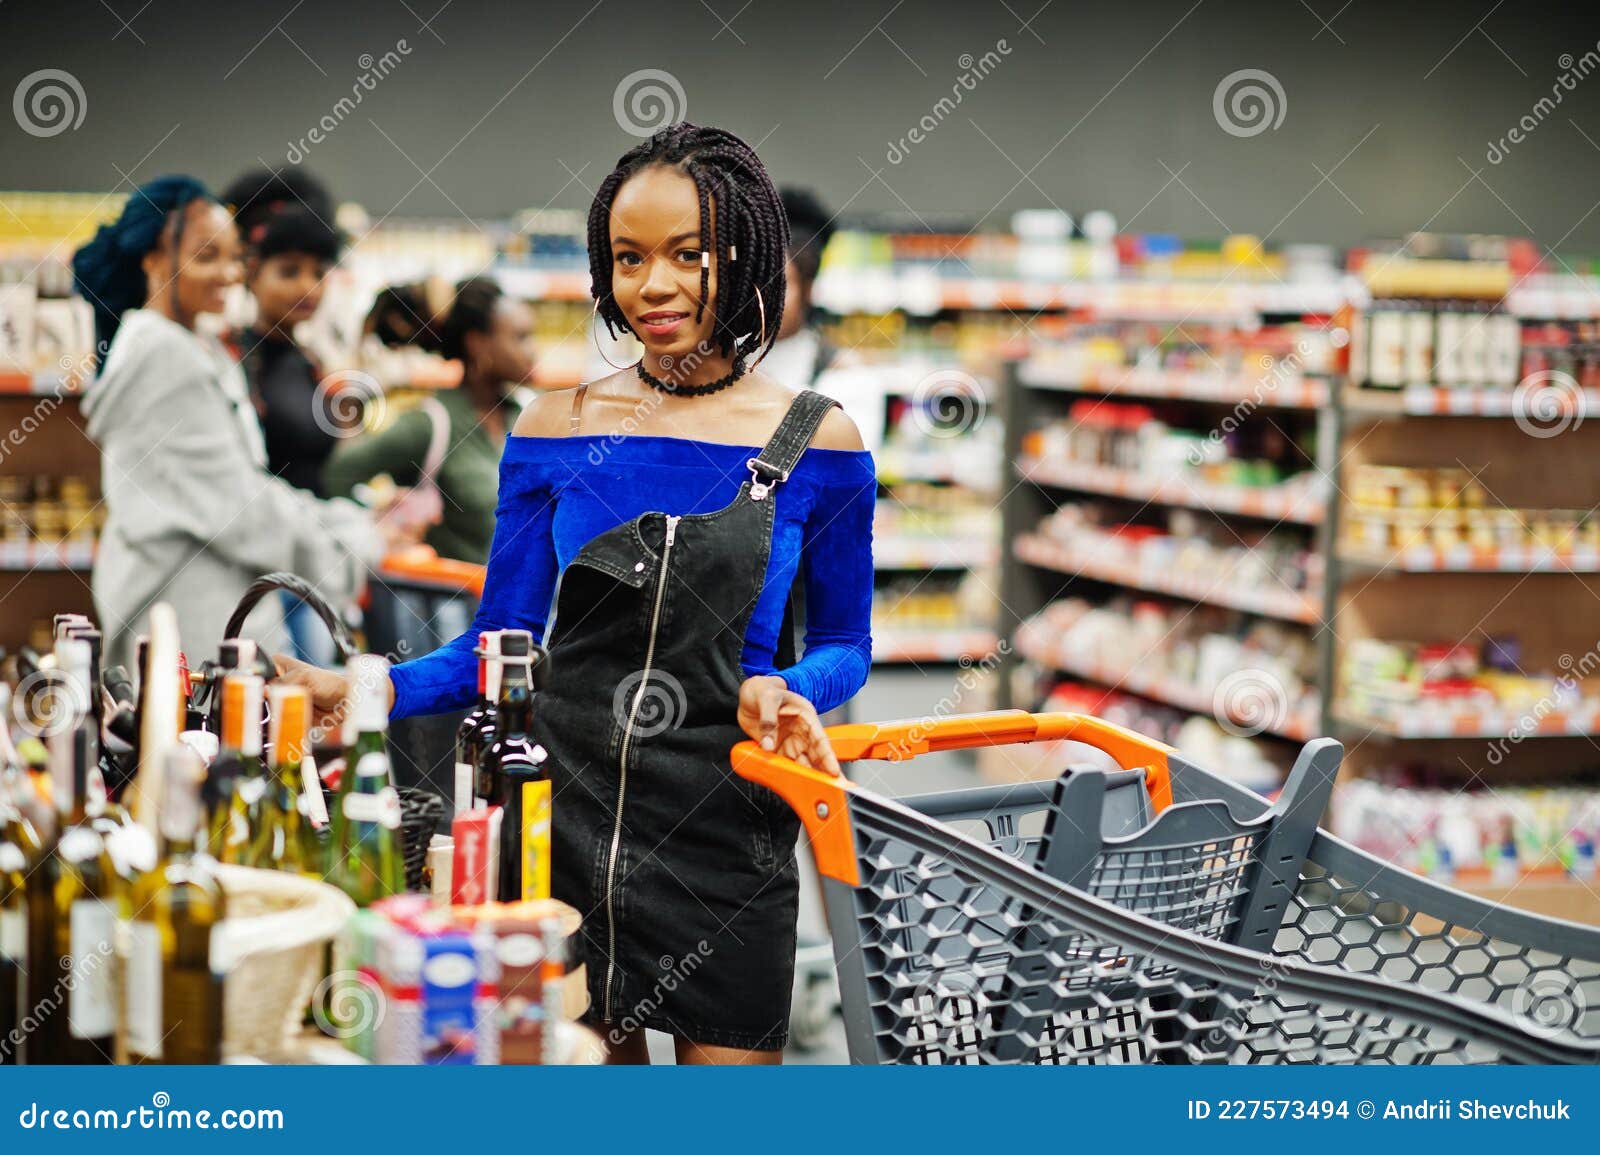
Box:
[1019,361,1329,410]
[0,541,95,571]
[872,628,1000,664]
[1339,542,1600,574]
[813,270,1351,318]
[1014,622,1315,741]
[491,265,593,301]
[877,446,1000,489]
[1017,454,1326,525]
[1343,383,1600,418]
[1333,704,1600,740]
[0,371,83,399]
[874,536,998,570]
[1014,532,1321,623]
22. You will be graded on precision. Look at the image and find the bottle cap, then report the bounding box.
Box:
[499,630,532,659]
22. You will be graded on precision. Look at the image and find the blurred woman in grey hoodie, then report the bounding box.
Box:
[72,176,392,671]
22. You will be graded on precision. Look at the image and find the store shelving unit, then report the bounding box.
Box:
[994,285,1343,760]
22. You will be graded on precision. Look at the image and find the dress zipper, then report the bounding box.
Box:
[603,513,679,1022]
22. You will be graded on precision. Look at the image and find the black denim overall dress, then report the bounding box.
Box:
[529,386,841,1051]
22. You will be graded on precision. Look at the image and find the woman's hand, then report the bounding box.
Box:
[736,675,841,776]
[272,653,391,742]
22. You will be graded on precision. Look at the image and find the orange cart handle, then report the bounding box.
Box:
[731,711,1176,886]
[378,548,487,597]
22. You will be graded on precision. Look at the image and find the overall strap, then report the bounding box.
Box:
[746,389,838,500]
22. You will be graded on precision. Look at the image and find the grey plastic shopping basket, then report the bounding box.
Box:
[731,710,1600,1064]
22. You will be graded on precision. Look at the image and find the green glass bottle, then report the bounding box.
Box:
[126,746,226,1064]
[210,674,265,865]
[330,656,404,905]
[25,637,117,1065]
[254,683,322,877]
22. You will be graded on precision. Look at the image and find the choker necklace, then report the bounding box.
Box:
[636,353,746,397]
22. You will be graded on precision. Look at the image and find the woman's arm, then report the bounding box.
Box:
[321,408,431,497]
[772,412,876,715]
[104,342,385,578]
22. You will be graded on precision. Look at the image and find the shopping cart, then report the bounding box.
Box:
[731,710,1600,1064]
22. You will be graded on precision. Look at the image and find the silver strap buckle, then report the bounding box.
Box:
[746,457,790,501]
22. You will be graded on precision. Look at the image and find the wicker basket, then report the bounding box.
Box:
[211,865,354,1061]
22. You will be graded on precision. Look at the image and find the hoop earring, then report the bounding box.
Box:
[744,285,771,371]
[590,298,641,372]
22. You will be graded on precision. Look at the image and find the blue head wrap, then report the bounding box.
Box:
[71,174,215,354]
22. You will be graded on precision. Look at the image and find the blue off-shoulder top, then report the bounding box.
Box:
[388,432,878,719]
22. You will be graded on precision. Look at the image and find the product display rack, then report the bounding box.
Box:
[994,291,1343,766]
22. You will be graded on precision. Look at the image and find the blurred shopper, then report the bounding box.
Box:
[72,175,392,670]
[221,166,347,662]
[322,277,534,565]
[762,187,839,388]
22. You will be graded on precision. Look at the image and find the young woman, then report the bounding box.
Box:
[72,175,392,672]
[222,168,348,663]
[221,167,345,497]
[322,277,535,565]
[281,125,876,1064]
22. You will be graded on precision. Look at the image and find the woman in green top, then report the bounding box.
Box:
[323,277,535,563]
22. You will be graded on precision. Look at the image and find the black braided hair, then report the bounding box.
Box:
[587,123,788,364]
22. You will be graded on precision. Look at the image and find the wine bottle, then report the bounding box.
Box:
[205,639,258,736]
[1,769,29,1067]
[209,674,265,865]
[126,746,226,1064]
[330,656,404,905]
[255,683,321,876]
[25,638,116,1064]
[458,631,502,812]
[485,633,550,901]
